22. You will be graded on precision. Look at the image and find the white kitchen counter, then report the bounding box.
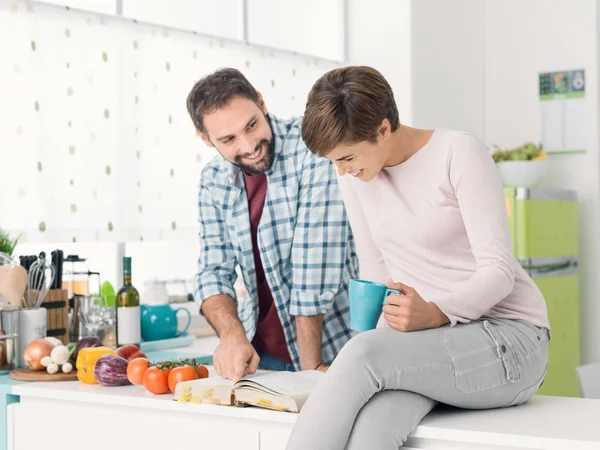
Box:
[7,374,600,449]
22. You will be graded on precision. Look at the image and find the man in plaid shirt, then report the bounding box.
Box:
[186,68,358,381]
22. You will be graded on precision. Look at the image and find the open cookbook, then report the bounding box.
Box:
[174,370,324,413]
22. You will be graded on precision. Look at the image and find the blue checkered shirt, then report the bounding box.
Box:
[196,114,358,370]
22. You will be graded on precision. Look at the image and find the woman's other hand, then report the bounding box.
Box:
[383,282,450,331]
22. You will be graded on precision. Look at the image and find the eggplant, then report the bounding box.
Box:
[94,354,131,386]
[72,337,103,364]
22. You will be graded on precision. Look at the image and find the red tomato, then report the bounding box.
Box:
[127,357,149,386]
[196,364,209,379]
[143,366,170,395]
[116,344,139,360]
[168,365,199,393]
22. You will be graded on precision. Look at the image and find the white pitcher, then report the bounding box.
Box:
[142,280,169,305]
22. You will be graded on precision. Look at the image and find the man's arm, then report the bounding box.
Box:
[295,315,325,371]
[197,179,259,381]
[202,293,246,339]
[290,150,354,368]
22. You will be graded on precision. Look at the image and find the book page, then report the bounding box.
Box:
[236,370,324,397]
[187,375,236,388]
[174,375,235,405]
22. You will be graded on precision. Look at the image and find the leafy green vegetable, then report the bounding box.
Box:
[492,142,546,163]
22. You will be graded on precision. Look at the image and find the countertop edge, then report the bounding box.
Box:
[12,383,600,447]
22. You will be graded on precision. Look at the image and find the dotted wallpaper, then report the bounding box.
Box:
[0,0,338,244]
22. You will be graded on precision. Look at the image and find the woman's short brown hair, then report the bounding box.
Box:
[302,66,399,156]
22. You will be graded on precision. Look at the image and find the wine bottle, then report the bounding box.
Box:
[116,256,141,347]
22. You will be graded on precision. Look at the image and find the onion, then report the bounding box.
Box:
[23,338,54,371]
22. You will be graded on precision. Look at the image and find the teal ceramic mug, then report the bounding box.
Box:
[349,279,401,332]
[140,304,192,341]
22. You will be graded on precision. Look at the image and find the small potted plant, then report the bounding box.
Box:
[491,142,548,187]
[0,229,20,265]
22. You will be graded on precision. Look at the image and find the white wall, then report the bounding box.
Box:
[346,0,600,364]
[484,0,600,364]
[345,0,414,125]
[347,0,485,136]
[411,0,485,137]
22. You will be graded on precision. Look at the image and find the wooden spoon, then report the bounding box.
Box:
[0,265,28,307]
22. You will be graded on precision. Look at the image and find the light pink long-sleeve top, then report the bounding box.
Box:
[337,129,550,329]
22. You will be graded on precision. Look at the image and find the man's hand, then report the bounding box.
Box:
[213,330,260,382]
[201,294,260,382]
[383,282,450,332]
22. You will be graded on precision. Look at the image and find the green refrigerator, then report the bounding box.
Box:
[505,187,580,397]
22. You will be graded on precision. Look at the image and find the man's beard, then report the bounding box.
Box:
[233,137,276,175]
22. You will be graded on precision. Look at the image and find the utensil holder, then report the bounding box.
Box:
[0,305,19,373]
[42,289,69,345]
[24,288,69,345]
[18,307,47,360]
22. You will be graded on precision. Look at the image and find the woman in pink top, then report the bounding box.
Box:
[286,66,550,450]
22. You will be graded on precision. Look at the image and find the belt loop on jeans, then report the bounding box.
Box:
[538,327,551,342]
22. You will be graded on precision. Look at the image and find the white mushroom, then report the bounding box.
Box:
[50,345,70,365]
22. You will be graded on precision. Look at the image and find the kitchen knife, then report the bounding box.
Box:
[57,249,64,288]
[51,250,58,288]
[51,249,63,288]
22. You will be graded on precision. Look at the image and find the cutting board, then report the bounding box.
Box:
[9,368,77,382]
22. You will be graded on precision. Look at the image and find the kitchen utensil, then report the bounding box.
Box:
[71,294,83,342]
[78,294,106,339]
[63,254,88,298]
[0,305,20,373]
[51,249,64,289]
[18,307,46,360]
[50,251,58,288]
[42,288,70,345]
[19,255,37,273]
[0,265,27,306]
[0,252,18,267]
[26,253,56,309]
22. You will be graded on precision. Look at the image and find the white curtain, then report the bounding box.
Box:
[0,0,337,244]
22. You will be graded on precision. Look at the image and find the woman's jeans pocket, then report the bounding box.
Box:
[443,321,525,394]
